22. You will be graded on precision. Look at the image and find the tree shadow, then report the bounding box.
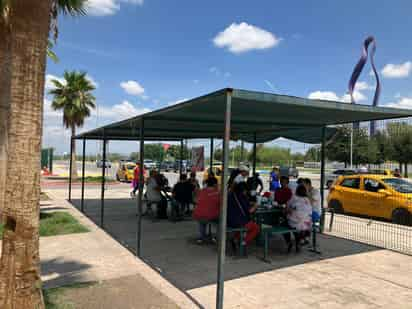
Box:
[41,257,92,289]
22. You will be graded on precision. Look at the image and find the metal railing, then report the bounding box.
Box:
[324,209,412,255]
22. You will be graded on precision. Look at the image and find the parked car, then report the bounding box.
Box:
[202,164,235,186]
[96,159,111,168]
[143,159,156,169]
[325,169,356,188]
[116,162,136,182]
[159,161,174,172]
[327,174,412,225]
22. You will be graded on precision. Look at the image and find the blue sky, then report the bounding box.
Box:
[43,0,412,155]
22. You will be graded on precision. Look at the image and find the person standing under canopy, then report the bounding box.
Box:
[269,167,280,192]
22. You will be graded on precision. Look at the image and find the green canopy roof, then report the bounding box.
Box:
[76,88,412,143]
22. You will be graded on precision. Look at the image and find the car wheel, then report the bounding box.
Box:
[392,208,412,226]
[328,199,344,214]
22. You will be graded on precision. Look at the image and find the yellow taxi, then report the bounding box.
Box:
[328,174,412,225]
[203,165,223,185]
[203,164,235,186]
[116,162,136,182]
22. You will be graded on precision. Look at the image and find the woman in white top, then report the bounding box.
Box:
[284,184,312,252]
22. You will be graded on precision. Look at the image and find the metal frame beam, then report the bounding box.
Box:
[100,137,107,227]
[320,126,326,232]
[68,137,73,201]
[216,90,232,309]
[252,133,257,175]
[137,119,145,256]
[80,138,86,213]
[210,138,214,170]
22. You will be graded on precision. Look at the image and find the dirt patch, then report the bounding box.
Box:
[51,275,179,309]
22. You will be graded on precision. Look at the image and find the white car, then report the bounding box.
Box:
[143,159,156,169]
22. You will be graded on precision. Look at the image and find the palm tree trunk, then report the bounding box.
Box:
[71,126,78,179]
[0,1,52,308]
[0,13,12,217]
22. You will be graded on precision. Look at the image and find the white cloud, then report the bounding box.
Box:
[386,97,412,109]
[381,61,412,78]
[213,22,280,54]
[99,100,150,120]
[309,88,367,103]
[86,74,99,88]
[120,80,145,96]
[355,81,372,91]
[85,0,143,16]
[308,91,340,101]
[168,98,189,106]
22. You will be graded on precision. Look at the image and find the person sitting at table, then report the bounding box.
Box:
[284,184,312,253]
[227,182,259,252]
[275,176,293,205]
[246,173,264,201]
[192,177,220,244]
[146,170,168,219]
[172,174,193,217]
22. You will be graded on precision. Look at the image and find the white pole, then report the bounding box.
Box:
[350,124,353,169]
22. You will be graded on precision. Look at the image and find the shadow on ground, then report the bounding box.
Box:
[71,198,379,292]
[42,257,92,289]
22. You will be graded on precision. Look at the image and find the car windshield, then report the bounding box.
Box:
[383,178,412,193]
[126,165,135,170]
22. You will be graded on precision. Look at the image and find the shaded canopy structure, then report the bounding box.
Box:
[76,88,412,143]
[72,88,412,309]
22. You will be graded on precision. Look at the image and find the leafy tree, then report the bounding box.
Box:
[0,1,87,307]
[167,144,190,160]
[143,144,165,161]
[304,146,320,162]
[386,122,412,177]
[49,71,96,178]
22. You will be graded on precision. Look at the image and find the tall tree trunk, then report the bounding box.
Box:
[399,162,402,174]
[404,163,408,178]
[0,16,12,216]
[0,1,52,308]
[70,126,78,179]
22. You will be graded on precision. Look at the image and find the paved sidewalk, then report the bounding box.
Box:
[42,186,412,309]
[40,191,197,308]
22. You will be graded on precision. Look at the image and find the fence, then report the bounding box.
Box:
[324,211,412,255]
[322,118,412,255]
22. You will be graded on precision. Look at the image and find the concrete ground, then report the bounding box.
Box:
[39,193,197,308]
[45,184,412,309]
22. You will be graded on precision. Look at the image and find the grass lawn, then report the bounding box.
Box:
[44,283,94,309]
[0,212,89,239]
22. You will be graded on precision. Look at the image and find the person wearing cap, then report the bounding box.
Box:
[234,165,249,184]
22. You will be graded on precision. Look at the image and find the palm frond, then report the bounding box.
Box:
[49,70,96,130]
[50,0,87,42]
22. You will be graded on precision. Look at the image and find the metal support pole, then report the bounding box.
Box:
[320,126,326,232]
[252,133,257,175]
[80,138,86,213]
[100,138,107,227]
[137,119,145,256]
[216,90,232,309]
[68,138,73,202]
[350,124,353,169]
[180,140,184,175]
[240,140,244,164]
[210,138,214,170]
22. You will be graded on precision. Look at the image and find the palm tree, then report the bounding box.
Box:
[49,71,96,178]
[0,1,86,308]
